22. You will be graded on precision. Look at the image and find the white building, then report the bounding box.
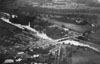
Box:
[52,0,66,3]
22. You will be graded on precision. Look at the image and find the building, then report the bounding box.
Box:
[52,0,66,3]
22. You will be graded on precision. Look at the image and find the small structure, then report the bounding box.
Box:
[52,0,67,3]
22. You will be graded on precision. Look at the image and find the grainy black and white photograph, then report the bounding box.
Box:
[0,0,100,64]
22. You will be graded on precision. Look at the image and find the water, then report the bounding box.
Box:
[47,18,92,32]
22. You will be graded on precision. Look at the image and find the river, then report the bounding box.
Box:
[47,18,92,33]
